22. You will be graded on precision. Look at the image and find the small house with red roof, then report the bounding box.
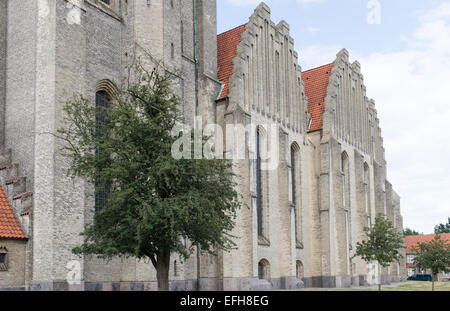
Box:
[0,180,30,289]
[405,234,450,281]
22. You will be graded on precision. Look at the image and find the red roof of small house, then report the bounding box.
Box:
[217,24,247,100]
[405,233,450,254]
[302,63,334,132]
[0,184,27,240]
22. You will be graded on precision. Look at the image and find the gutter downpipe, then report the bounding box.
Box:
[193,0,201,292]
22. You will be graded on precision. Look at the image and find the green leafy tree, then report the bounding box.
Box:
[354,214,405,291]
[57,63,241,291]
[404,228,422,236]
[434,218,450,234]
[412,234,450,291]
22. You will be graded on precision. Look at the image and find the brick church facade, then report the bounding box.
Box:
[0,0,406,290]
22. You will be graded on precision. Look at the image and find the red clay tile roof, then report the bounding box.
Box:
[0,184,27,240]
[302,63,334,132]
[217,24,247,100]
[405,233,450,254]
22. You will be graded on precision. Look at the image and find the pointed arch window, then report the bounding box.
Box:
[364,162,371,226]
[341,152,349,209]
[341,151,351,274]
[296,260,304,279]
[258,259,270,280]
[256,130,263,238]
[291,146,297,206]
[95,90,111,212]
[289,142,301,246]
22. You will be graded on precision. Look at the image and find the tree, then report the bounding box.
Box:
[434,218,450,234]
[404,228,422,236]
[354,214,405,291]
[57,62,241,291]
[412,234,450,291]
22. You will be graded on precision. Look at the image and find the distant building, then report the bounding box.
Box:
[405,234,450,282]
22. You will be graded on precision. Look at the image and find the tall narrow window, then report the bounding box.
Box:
[181,22,184,54]
[291,146,296,206]
[290,143,301,246]
[364,163,371,226]
[243,73,247,109]
[341,152,352,257]
[291,146,298,242]
[256,130,263,238]
[95,91,111,212]
[247,56,251,110]
[341,153,346,209]
[174,260,178,276]
[264,21,270,111]
[275,52,280,114]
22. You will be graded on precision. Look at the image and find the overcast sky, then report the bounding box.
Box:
[217,0,450,234]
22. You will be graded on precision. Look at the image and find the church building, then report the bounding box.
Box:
[0,0,405,291]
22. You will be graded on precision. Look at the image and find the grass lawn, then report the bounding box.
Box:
[298,281,450,291]
[383,281,450,291]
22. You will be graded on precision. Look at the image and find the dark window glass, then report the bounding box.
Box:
[256,131,263,237]
[291,147,298,241]
[95,91,110,212]
[291,147,296,205]
[258,261,264,280]
[0,253,7,271]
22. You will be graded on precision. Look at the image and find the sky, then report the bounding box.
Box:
[217,0,450,234]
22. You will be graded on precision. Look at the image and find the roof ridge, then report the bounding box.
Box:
[302,62,334,73]
[217,23,247,37]
[406,233,450,237]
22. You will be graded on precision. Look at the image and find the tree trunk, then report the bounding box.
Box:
[156,247,171,291]
[432,273,437,291]
[378,264,382,291]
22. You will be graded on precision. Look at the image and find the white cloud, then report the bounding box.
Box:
[357,2,450,233]
[298,2,450,233]
[226,0,263,7]
[298,44,342,70]
[297,0,325,6]
[307,26,320,33]
[225,0,326,8]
